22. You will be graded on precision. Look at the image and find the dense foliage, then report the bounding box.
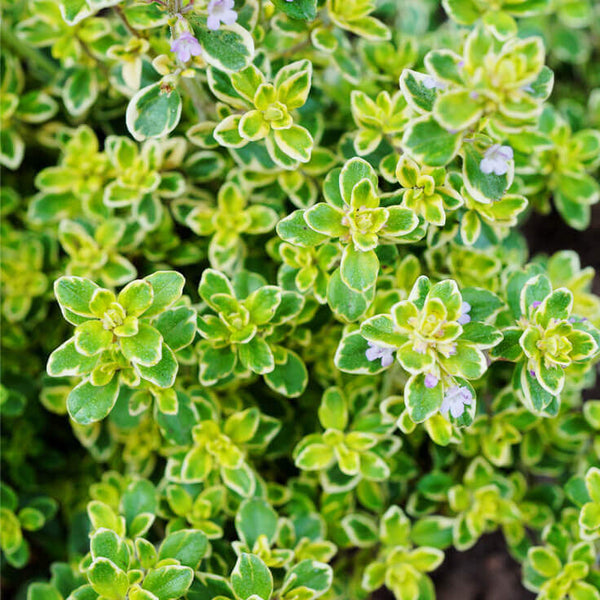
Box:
[1,0,600,599]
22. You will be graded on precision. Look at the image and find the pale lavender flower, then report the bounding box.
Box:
[423,76,447,91]
[532,301,542,309]
[440,385,473,419]
[365,341,395,368]
[207,0,237,30]
[480,144,513,176]
[424,373,439,388]
[529,370,536,378]
[457,301,471,325]
[170,32,202,62]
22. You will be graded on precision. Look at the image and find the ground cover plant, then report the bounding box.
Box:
[1,0,600,598]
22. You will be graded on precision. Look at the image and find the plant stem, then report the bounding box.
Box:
[113,4,208,120]
[1,21,59,78]
[114,5,145,39]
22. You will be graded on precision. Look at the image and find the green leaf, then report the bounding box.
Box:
[441,0,480,24]
[47,338,99,377]
[460,288,504,322]
[462,144,513,203]
[399,70,437,114]
[18,507,45,531]
[27,583,62,600]
[276,61,312,110]
[214,114,246,148]
[434,90,483,131]
[88,558,129,599]
[520,274,552,318]
[0,128,25,170]
[411,517,454,549]
[554,189,591,231]
[280,560,333,596]
[235,499,278,548]
[198,268,235,305]
[340,246,378,292]
[339,16,390,41]
[410,547,445,573]
[63,68,98,116]
[17,91,58,123]
[59,0,92,24]
[231,553,273,600]
[277,210,329,247]
[273,126,313,163]
[424,50,464,85]
[341,514,379,547]
[118,281,154,317]
[405,374,444,423]
[196,24,255,72]
[208,67,247,108]
[459,322,502,348]
[263,348,307,398]
[231,64,265,103]
[158,529,208,570]
[244,286,282,325]
[440,344,487,379]
[155,306,197,351]
[305,203,346,237]
[224,408,260,443]
[585,467,600,502]
[90,529,129,571]
[135,345,178,388]
[238,336,275,375]
[295,443,335,470]
[528,547,561,578]
[126,83,182,142]
[0,507,22,554]
[142,565,194,600]
[221,463,256,497]
[334,329,387,374]
[339,157,377,203]
[518,363,555,414]
[143,271,185,318]
[239,110,269,142]
[67,377,120,425]
[318,387,348,430]
[181,446,212,483]
[199,345,236,385]
[120,324,163,367]
[122,479,157,529]
[402,116,462,167]
[327,270,374,322]
[271,0,317,21]
[55,277,98,317]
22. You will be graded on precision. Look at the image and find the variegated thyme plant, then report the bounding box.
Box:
[1,0,599,599]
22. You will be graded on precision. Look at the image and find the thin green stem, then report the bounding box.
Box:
[113,4,145,38]
[1,20,59,78]
[113,4,208,121]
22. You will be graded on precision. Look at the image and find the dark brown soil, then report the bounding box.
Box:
[430,533,536,600]
[521,204,600,293]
